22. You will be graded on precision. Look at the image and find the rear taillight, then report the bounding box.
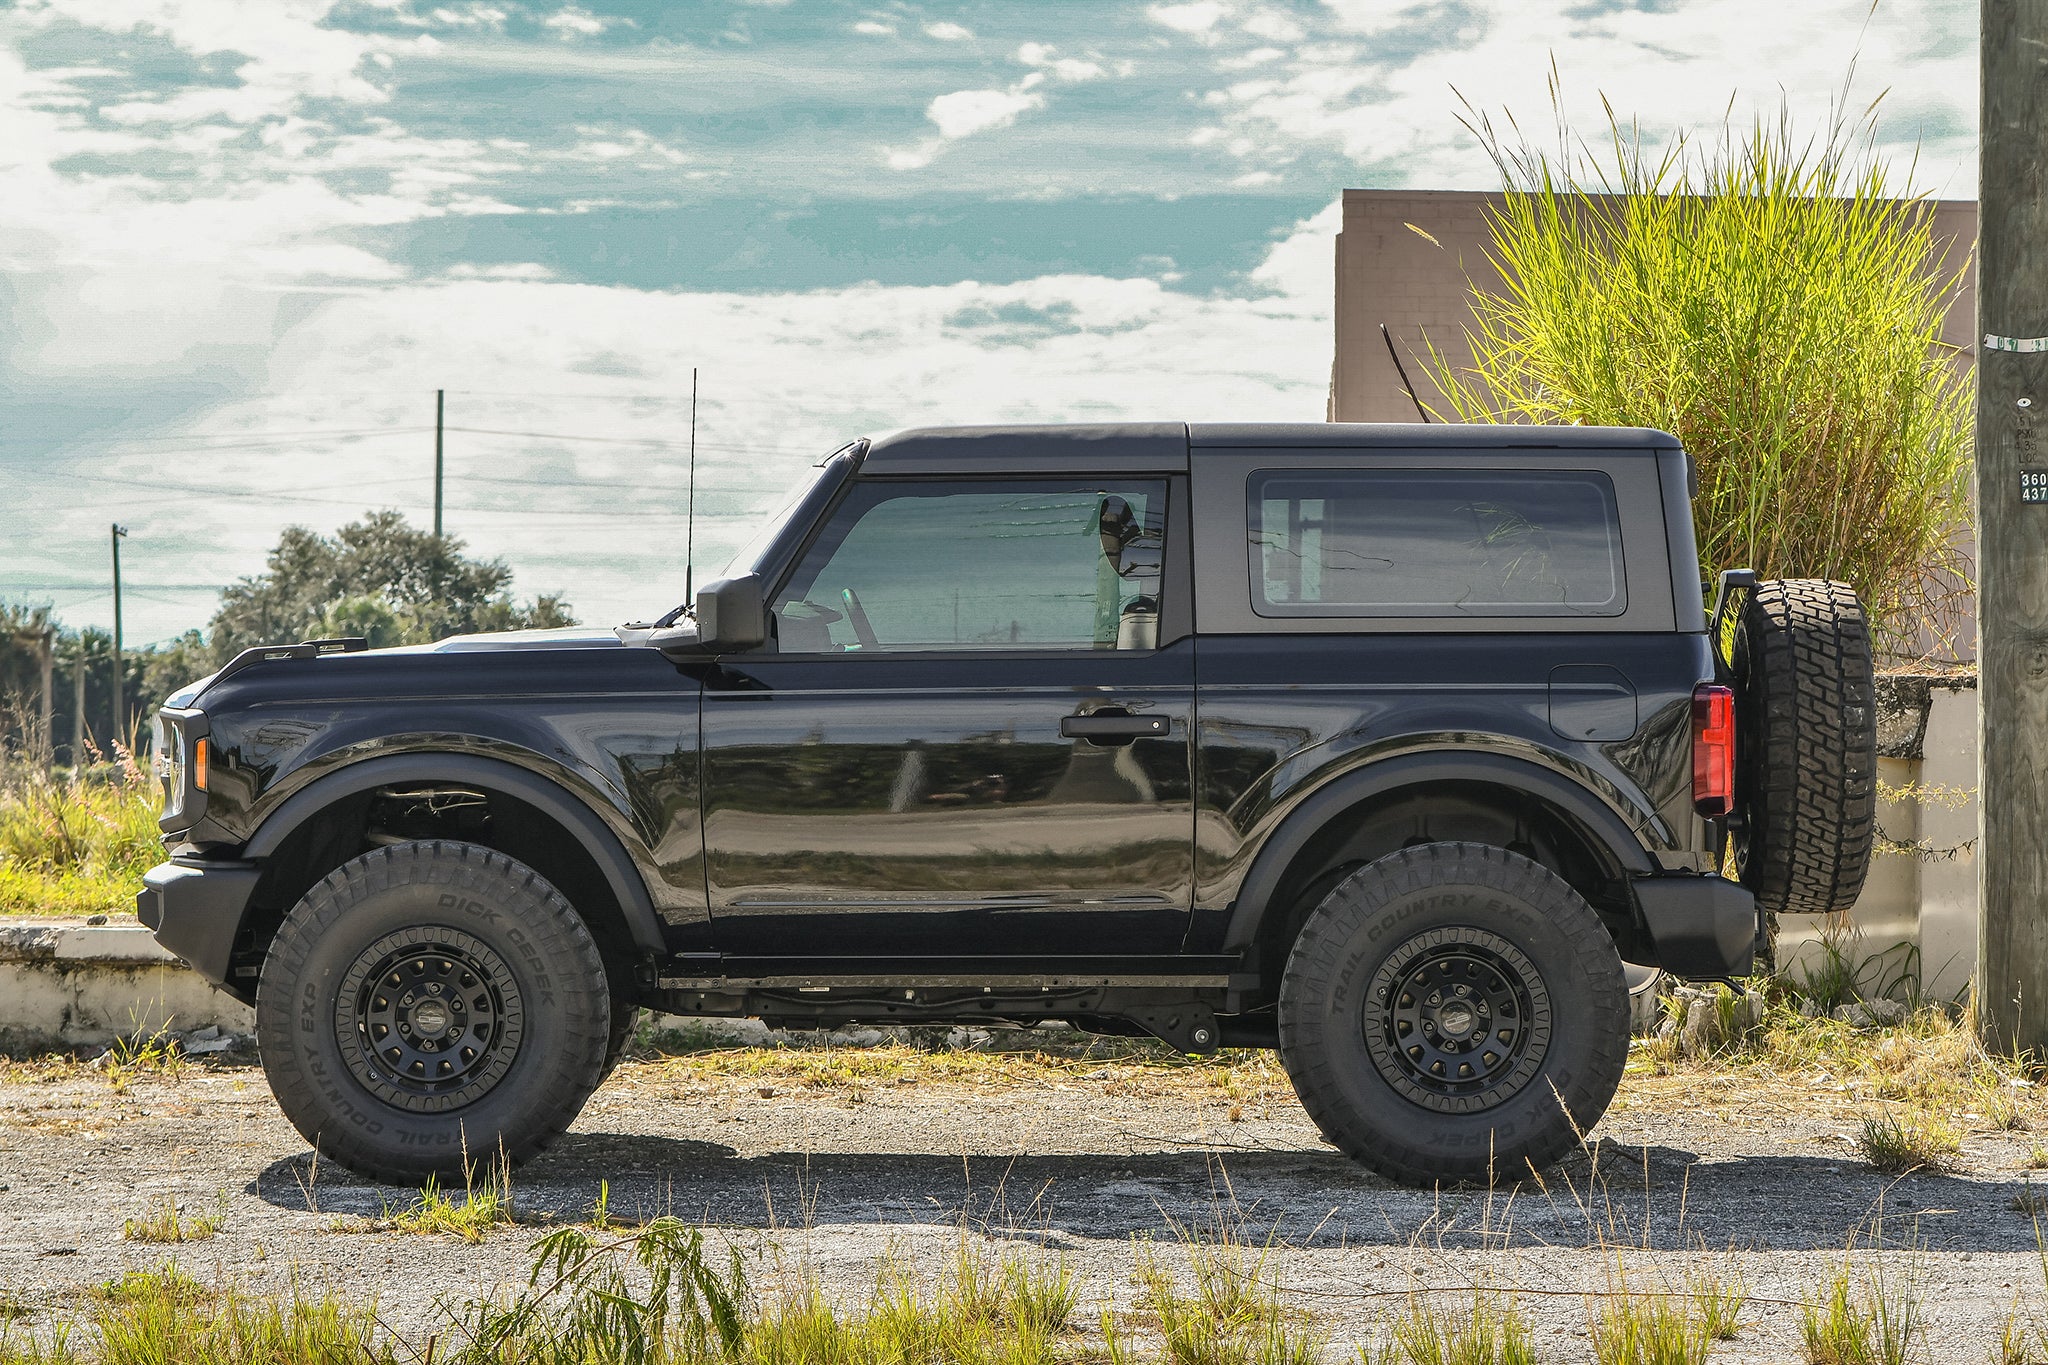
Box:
[1692,684,1735,816]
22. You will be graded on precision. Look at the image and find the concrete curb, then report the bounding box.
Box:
[0,918,253,1048]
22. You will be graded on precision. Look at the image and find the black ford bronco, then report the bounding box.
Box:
[139,422,1875,1186]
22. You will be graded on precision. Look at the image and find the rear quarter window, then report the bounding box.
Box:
[1249,468,1626,618]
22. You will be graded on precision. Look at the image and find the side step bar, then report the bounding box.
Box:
[654,955,1247,992]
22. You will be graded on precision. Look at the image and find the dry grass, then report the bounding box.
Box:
[636,1027,1294,1111]
[1628,989,2034,1140]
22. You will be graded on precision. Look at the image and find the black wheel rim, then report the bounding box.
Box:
[335,927,525,1113]
[1364,927,1552,1113]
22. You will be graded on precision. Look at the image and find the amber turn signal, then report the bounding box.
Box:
[192,737,209,792]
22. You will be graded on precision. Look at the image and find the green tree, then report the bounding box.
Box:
[1424,94,1972,651]
[208,511,575,658]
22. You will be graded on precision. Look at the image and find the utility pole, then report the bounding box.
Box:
[71,641,85,767]
[434,388,445,539]
[1976,0,2048,1052]
[35,618,52,770]
[109,523,127,744]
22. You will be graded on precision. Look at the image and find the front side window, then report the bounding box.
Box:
[1250,468,1625,617]
[772,479,1167,652]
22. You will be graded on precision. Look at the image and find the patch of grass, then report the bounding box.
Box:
[452,1215,1091,1365]
[93,1264,389,1365]
[0,757,160,918]
[1688,1269,1747,1341]
[1591,1289,1711,1365]
[122,1194,224,1244]
[100,1019,185,1095]
[384,1166,515,1244]
[2013,1189,2048,1217]
[1857,1108,1962,1175]
[1114,1219,1323,1365]
[1801,1262,1922,1365]
[91,1265,208,1308]
[1380,1293,1535,1365]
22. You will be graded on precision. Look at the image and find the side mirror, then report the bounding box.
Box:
[697,574,767,652]
[649,574,767,656]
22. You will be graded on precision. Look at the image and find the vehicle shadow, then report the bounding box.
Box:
[250,1131,2045,1254]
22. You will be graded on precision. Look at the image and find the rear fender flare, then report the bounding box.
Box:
[241,752,666,955]
[1220,751,1655,953]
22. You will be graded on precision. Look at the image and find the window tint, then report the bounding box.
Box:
[773,480,1167,652]
[1249,469,1624,617]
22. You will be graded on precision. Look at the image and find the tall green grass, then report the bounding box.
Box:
[0,748,160,917]
[1425,78,1972,652]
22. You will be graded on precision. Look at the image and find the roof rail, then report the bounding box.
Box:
[206,637,370,692]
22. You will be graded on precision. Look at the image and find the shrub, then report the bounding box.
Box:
[1427,85,1972,651]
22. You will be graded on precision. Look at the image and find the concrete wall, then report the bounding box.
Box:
[1778,676,1980,1001]
[0,922,252,1048]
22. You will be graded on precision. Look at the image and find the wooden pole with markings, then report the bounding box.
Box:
[1976,1,2048,1051]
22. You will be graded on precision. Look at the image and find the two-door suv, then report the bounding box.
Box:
[140,423,1875,1186]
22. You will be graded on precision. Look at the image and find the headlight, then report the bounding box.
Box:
[153,708,210,833]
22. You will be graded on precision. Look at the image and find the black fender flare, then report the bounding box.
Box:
[1220,751,1656,952]
[242,752,667,956]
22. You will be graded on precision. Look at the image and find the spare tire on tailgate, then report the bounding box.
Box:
[1729,579,1877,914]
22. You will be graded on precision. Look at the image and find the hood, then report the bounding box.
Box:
[393,625,629,654]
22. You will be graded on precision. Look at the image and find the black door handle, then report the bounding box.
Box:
[1061,711,1170,742]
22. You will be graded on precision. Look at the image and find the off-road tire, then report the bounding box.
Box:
[255,841,611,1185]
[1277,842,1628,1186]
[1730,579,1876,915]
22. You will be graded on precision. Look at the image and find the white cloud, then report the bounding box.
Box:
[542,7,623,37]
[1017,42,1106,83]
[925,86,1044,140]
[922,21,973,41]
[1147,2,1229,35]
[853,19,894,36]
[16,0,390,122]
[1179,0,1975,194]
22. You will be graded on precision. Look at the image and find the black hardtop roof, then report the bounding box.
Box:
[861,422,1680,471]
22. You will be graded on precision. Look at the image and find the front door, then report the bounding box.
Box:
[699,476,1193,958]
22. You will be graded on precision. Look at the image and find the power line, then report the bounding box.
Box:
[0,425,433,446]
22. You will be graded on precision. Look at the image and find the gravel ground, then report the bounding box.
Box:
[0,1040,2043,1361]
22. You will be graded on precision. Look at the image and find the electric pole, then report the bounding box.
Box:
[71,643,84,767]
[109,524,127,744]
[35,619,52,770]
[1975,0,2048,1052]
[434,388,445,539]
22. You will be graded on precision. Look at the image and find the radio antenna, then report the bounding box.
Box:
[684,366,698,609]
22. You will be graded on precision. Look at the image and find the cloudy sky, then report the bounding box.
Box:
[1,0,1974,643]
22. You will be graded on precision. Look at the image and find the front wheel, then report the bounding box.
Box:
[254,841,612,1185]
[1277,842,1628,1186]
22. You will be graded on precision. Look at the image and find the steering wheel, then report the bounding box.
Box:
[840,587,880,650]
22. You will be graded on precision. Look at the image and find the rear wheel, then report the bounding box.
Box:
[1730,579,1877,915]
[254,841,611,1185]
[1277,842,1628,1185]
